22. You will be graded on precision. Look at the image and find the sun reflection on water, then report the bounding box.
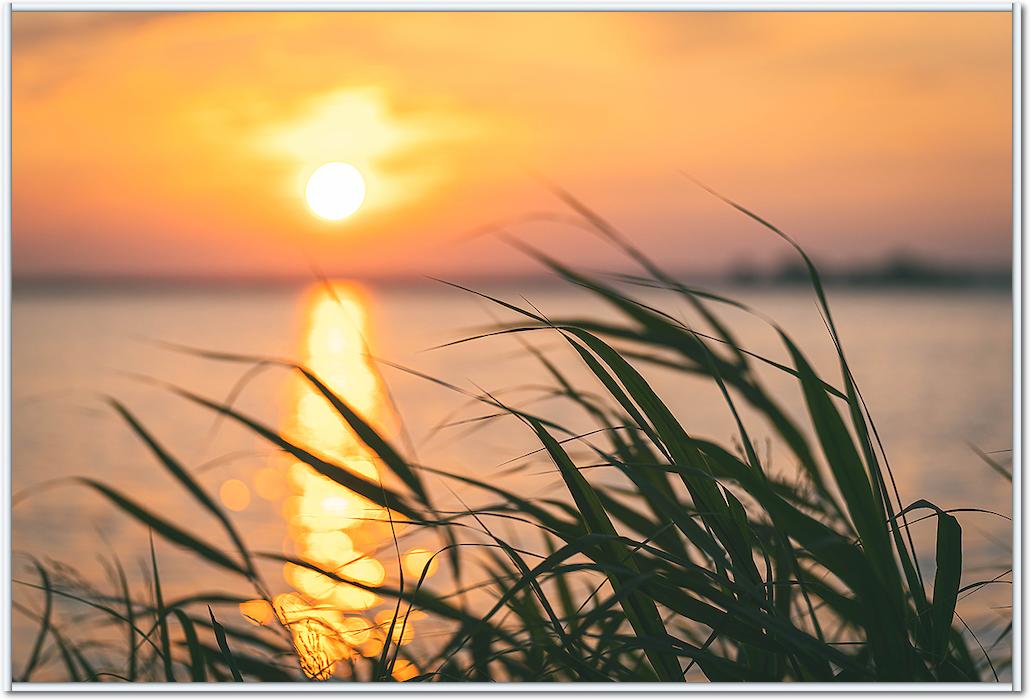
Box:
[239,282,430,681]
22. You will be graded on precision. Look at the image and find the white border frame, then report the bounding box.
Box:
[1012,3,1023,695]
[3,1,1021,9]
[0,1,1021,693]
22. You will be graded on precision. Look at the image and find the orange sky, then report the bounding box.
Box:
[12,11,1013,280]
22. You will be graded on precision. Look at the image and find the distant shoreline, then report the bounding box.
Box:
[12,273,1012,297]
[13,253,1011,295]
[724,255,1010,291]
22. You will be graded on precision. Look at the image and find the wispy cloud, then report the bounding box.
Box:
[12,11,1013,279]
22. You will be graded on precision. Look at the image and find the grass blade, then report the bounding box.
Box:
[207,606,244,682]
[18,561,52,682]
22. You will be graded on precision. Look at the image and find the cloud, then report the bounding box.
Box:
[11,11,1014,279]
[13,11,168,49]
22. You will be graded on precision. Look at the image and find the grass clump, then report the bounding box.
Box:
[12,187,1010,683]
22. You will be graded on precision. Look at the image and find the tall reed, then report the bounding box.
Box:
[13,188,1010,683]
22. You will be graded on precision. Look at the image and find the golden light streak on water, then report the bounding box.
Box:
[239,282,431,680]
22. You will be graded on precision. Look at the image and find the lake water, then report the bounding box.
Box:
[10,281,1014,679]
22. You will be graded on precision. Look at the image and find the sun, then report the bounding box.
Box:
[305,162,366,220]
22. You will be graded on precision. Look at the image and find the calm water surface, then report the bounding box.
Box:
[11,283,1014,677]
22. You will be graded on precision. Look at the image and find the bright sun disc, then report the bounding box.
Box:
[305,162,366,220]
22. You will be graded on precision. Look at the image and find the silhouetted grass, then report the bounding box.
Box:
[12,188,1011,683]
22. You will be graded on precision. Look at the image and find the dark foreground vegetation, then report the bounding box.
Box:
[13,188,1012,683]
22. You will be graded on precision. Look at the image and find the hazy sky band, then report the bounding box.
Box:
[12,10,1013,280]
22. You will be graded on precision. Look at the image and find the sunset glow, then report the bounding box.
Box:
[9,8,1015,685]
[11,11,1012,281]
